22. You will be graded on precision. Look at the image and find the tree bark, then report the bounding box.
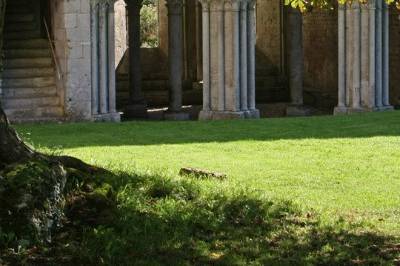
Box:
[0,0,111,247]
[0,107,36,170]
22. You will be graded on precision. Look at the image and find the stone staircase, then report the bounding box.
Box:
[0,0,64,122]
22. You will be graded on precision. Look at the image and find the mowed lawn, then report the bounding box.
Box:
[15,111,400,234]
[11,111,400,264]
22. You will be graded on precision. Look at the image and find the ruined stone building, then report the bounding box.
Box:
[0,0,398,122]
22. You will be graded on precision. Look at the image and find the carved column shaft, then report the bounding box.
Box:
[247,0,257,111]
[338,4,346,109]
[124,0,147,118]
[167,0,183,113]
[91,3,100,115]
[99,4,108,114]
[90,0,120,121]
[164,0,189,120]
[126,0,143,102]
[288,8,304,106]
[201,2,210,112]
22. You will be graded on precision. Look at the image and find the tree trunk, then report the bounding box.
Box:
[0,0,110,248]
[0,107,36,170]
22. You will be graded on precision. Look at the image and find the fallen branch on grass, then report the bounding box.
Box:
[179,167,227,180]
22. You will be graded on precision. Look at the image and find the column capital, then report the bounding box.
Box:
[363,0,376,9]
[239,0,249,11]
[338,3,346,10]
[91,0,116,7]
[247,0,256,10]
[225,0,242,12]
[124,0,143,9]
[166,0,184,12]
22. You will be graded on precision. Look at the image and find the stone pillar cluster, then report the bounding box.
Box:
[198,0,259,120]
[335,0,393,114]
[90,0,120,121]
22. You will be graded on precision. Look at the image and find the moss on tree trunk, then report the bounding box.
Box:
[0,0,111,249]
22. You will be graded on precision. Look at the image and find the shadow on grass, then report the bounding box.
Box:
[8,171,396,266]
[14,111,400,149]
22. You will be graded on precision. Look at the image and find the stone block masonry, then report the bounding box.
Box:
[51,0,120,122]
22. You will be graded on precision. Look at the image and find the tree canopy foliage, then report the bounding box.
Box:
[285,0,400,12]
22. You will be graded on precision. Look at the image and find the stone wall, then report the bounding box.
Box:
[389,7,400,107]
[256,0,283,74]
[302,9,338,110]
[51,0,92,120]
[115,0,127,67]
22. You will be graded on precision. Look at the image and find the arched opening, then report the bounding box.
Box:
[140,0,160,48]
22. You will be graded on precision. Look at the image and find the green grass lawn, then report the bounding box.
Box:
[13,111,400,265]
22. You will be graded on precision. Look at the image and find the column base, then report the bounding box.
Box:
[377,105,394,111]
[164,111,190,121]
[333,106,349,115]
[246,109,260,119]
[334,105,394,115]
[92,112,121,122]
[199,109,260,120]
[286,105,312,117]
[124,103,148,119]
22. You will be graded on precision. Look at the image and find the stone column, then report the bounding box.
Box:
[99,4,108,114]
[382,1,390,107]
[376,0,383,108]
[286,8,310,117]
[201,0,210,113]
[240,2,248,112]
[124,0,147,119]
[91,3,100,116]
[352,1,361,110]
[334,0,393,115]
[337,3,347,112]
[90,0,120,122]
[195,1,203,81]
[164,0,189,120]
[247,0,258,117]
[108,2,117,114]
[198,0,259,120]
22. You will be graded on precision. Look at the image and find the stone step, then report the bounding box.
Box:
[4,57,53,68]
[4,39,49,49]
[256,67,279,76]
[4,48,51,59]
[5,22,38,32]
[2,77,56,88]
[1,96,61,109]
[117,76,169,91]
[7,0,30,6]
[4,106,64,122]
[256,76,282,88]
[257,86,289,103]
[6,7,31,15]
[5,14,35,23]
[4,30,41,40]
[2,67,54,78]
[1,87,57,98]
